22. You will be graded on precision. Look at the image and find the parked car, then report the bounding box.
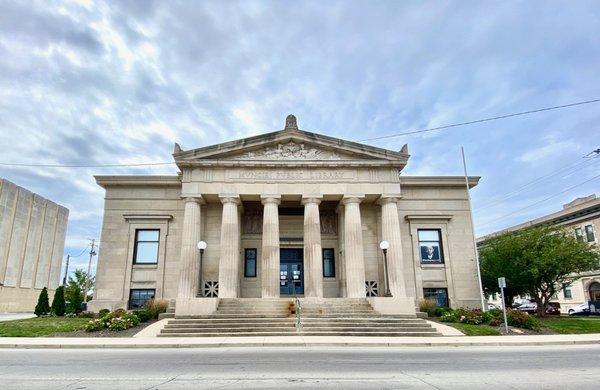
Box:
[488,303,498,310]
[568,303,590,316]
[545,303,561,316]
[516,302,537,314]
[516,302,561,315]
[512,298,532,309]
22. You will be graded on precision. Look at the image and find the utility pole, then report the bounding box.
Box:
[62,255,71,286]
[461,147,487,312]
[83,239,96,303]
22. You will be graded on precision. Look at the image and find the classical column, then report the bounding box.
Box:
[218,195,241,298]
[302,196,323,298]
[261,195,281,298]
[379,196,407,297]
[177,196,204,300]
[342,196,366,298]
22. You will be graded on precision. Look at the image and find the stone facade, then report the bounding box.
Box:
[89,116,482,314]
[0,179,69,312]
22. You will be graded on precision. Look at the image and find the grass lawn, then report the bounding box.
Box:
[447,322,501,336]
[0,317,90,337]
[540,316,600,334]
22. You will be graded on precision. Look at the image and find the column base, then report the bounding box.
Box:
[175,298,219,316]
[367,296,416,315]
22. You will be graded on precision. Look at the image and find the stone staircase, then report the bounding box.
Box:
[158,298,440,337]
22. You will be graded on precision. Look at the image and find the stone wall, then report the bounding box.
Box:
[0,179,68,312]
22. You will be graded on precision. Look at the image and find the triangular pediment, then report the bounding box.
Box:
[174,116,409,168]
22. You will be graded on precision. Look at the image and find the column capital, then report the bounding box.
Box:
[182,196,205,205]
[260,195,281,205]
[377,194,402,205]
[341,195,365,205]
[301,195,322,205]
[219,195,240,205]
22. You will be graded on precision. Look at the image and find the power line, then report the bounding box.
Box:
[67,245,90,258]
[478,172,600,228]
[357,98,600,142]
[474,153,599,212]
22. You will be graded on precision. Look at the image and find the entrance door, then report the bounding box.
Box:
[280,249,304,295]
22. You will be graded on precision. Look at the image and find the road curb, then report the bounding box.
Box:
[1,336,600,349]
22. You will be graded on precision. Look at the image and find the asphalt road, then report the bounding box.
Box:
[1,345,599,389]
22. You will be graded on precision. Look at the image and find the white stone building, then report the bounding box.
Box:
[0,179,69,312]
[89,115,482,316]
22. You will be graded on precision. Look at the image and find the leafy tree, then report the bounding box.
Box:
[51,285,66,316]
[479,225,599,316]
[34,287,50,316]
[65,269,95,303]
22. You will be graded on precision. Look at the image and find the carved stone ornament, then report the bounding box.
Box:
[232,141,345,160]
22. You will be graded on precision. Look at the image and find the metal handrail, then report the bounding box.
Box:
[295,296,302,332]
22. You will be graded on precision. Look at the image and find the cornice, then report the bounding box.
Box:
[95,175,181,188]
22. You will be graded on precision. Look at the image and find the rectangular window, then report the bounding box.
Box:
[322,248,335,277]
[244,248,257,277]
[575,227,583,241]
[423,288,449,307]
[418,229,444,263]
[129,289,156,309]
[133,229,159,264]
[585,225,595,242]
[563,283,573,299]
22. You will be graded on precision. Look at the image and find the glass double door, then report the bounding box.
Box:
[280,248,304,295]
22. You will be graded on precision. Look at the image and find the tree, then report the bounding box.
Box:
[51,285,66,316]
[66,284,84,314]
[65,269,95,304]
[34,287,50,316]
[479,225,599,316]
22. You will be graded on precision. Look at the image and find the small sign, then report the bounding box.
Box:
[498,277,506,288]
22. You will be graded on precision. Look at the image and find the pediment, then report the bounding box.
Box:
[174,116,409,168]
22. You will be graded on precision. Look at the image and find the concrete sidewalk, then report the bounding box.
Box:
[1,334,599,349]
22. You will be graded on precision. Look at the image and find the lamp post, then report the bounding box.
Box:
[379,240,392,297]
[197,240,207,297]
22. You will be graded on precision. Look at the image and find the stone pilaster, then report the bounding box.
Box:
[218,195,241,298]
[176,196,204,300]
[302,196,323,298]
[261,195,281,298]
[341,196,366,298]
[378,196,407,297]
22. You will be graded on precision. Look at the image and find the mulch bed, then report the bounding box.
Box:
[51,319,158,338]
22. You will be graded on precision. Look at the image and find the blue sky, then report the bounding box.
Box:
[0,0,598,276]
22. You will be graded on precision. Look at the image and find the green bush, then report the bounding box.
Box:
[123,312,140,327]
[51,286,66,316]
[77,311,95,318]
[507,310,541,330]
[34,287,51,317]
[418,299,438,317]
[66,284,83,314]
[143,298,168,319]
[459,309,484,325]
[482,309,502,325]
[440,311,459,322]
[133,309,152,322]
[434,307,452,317]
[98,309,110,318]
[85,319,105,332]
[107,313,139,331]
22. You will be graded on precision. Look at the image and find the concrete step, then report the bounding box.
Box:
[158,331,442,337]
[162,326,435,333]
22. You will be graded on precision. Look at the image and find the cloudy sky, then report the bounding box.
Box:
[0,0,599,275]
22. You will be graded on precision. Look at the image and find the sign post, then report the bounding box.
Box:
[498,277,509,334]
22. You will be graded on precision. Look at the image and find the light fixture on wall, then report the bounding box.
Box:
[197,241,207,296]
[379,240,392,297]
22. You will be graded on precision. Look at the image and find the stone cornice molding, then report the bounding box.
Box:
[260,195,281,205]
[405,214,453,221]
[123,214,173,221]
[301,196,323,205]
[400,176,480,188]
[95,175,181,188]
[341,195,365,205]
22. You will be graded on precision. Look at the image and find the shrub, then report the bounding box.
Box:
[459,309,484,325]
[107,313,139,331]
[98,309,110,318]
[143,298,168,319]
[507,310,541,331]
[66,284,83,314]
[85,319,105,332]
[440,311,459,322]
[133,309,152,323]
[51,286,66,316]
[482,309,502,325]
[34,287,51,316]
[78,311,95,318]
[418,299,438,317]
[434,307,453,317]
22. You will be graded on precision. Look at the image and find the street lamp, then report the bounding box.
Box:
[379,240,392,297]
[197,241,207,296]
